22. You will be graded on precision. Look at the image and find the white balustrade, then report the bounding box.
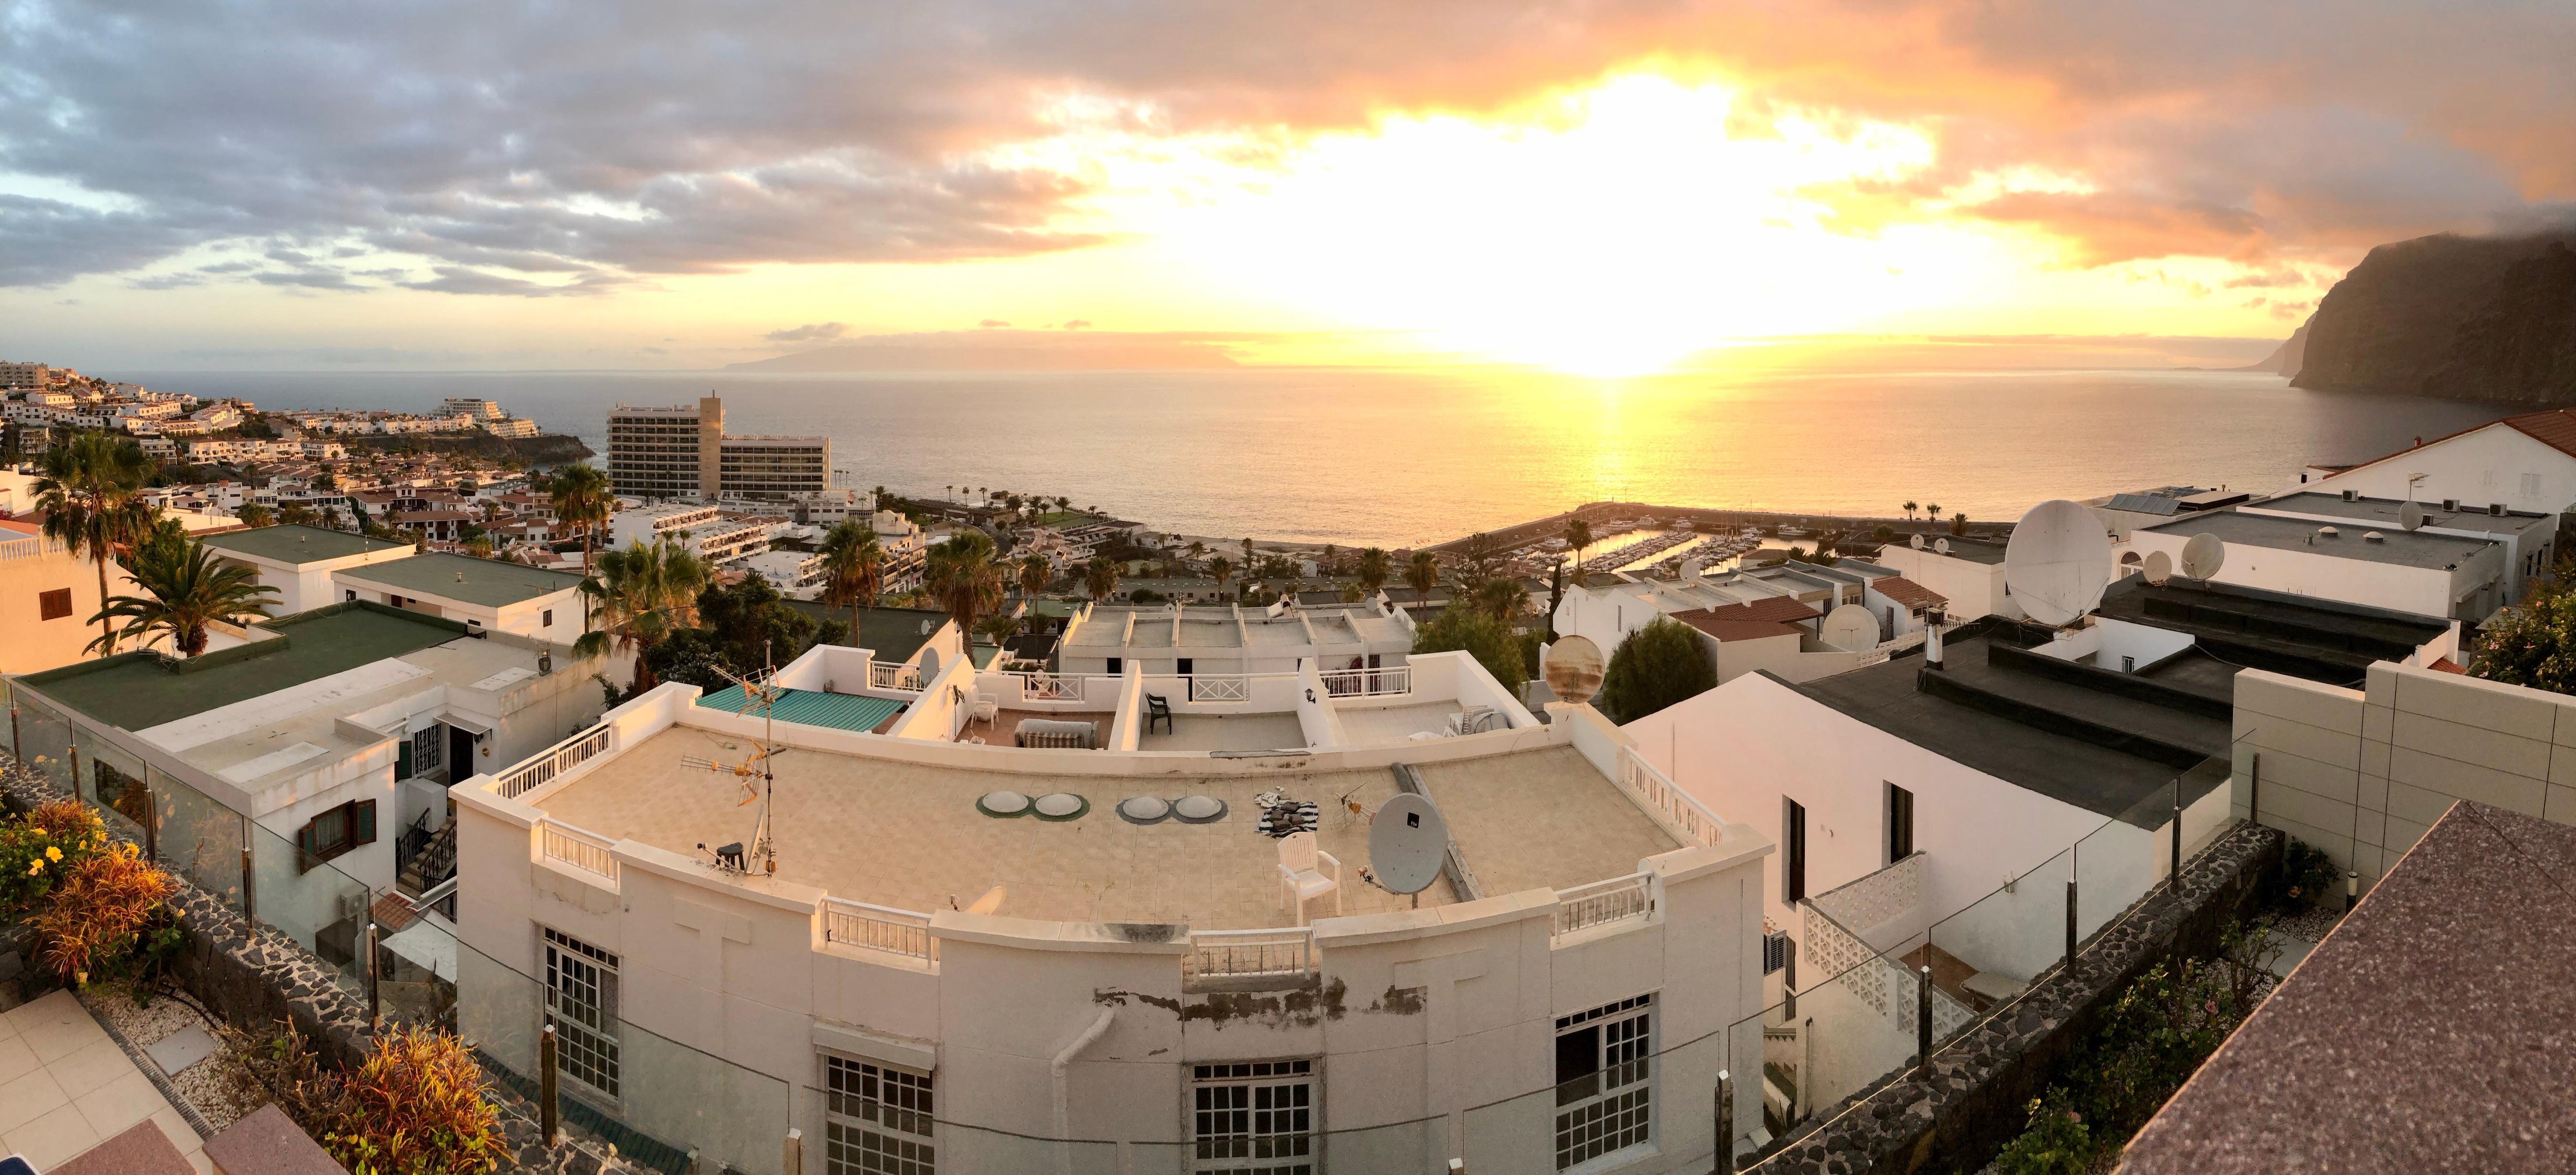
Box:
[496,724,613,799]
[1022,672,1080,701]
[1316,666,1410,697]
[1616,748,1726,848]
[822,897,938,962]
[1187,927,1315,984]
[1189,675,1251,703]
[868,661,923,691]
[1553,873,1654,937]
[537,819,618,883]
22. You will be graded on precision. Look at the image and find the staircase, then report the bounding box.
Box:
[398,819,459,896]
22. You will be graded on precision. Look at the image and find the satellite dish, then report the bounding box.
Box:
[1934,538,1951,554]
[1543,636,1605,707]
[2180,533,2226,580]
[2399,501,2425,532]
[1909,534,1926,550]
[1369,793,1450,897]
[2143,550,2173,585]
[918,648,940,676]
[2004,499,2116,626]
[1821,604,1878,653]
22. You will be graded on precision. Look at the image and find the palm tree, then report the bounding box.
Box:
[34,432,156,657]
[279,502,317,526]
[1083,556,1121,603]
[236,503,274,529]
[575,537,711,692]
[925,532,1004,653]
[1902,500,1919,522]
[550,463,615,575]
[1925,503,1941,522]
[1241,537,1255,566]
[1187,539,1206,561]
[1208,555,1233,598]
[1404,551,1439,611]
[1564,518,1593,567]
[1354,547,1391,599]
[90,537,278,657]
[817,521,885,642]
[1476,576,1530,620]
[1020,554,1049,599]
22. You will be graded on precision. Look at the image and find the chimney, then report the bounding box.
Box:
[1924,612,1945,669]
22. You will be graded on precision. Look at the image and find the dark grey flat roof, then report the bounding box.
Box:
[201,524,410,566]
[2140,508,2495,570]
[1786,630,2228,828]
[2251,491,2558,537]
[2096,577,2448,685]
[1923,538,2008,566]
[2120,802,2576,1174]
[334,552,583,607]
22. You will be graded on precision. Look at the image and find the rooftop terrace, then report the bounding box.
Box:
[335,551,584,607]
[200,524,410,566]
[531,734,1679,930]
[22,603,467,731]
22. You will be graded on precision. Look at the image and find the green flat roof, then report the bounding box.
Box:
[335,552,584,608]
[694,687,907,734]
[781,603,948,663]
[19,604,465,731]
[202,524,410,566]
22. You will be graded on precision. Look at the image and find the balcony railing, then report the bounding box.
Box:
[495,723,613,799]
[1020,672,1081,701]
[1189,675,1251,703]
[1317,666,1410,697]
[537,819,618,883]
[1186,927,1315,986]
[1553,873,1654,938]
[867,661,923,691]
[1616,748,1727,848]
[822,897,937,962]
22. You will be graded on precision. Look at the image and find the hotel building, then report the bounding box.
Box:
[607,395,829,501]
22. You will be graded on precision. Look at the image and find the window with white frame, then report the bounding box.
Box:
[824,1054,935,1175]
[543,928,620,1099]
[1191,1060,1314,1175]
[1554,994,1653,1169]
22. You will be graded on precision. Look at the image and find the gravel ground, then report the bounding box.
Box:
[2269,902,2343,944]
[78,981,265,1131]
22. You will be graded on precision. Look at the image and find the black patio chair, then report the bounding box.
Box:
[1145,693,1174,734]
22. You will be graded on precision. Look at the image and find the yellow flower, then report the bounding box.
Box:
[29,827,43,836]
[25,860,39,875]
[45,846,62,862]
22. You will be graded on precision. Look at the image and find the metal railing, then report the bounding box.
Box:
[1189,675,1251,702]
[822,897,937,962]
[537,819,618,883]
[867,661,923,691]
[1186,927,1316,985]
[1553,873,1654,937]
[495,723,613,799]
[1316,666,1410,697]
[1616,748,1727,848]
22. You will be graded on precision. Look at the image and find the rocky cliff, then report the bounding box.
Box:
[2292,229,2576,404]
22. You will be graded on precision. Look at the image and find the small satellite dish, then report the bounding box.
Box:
[2004,500,2115,627]
[918,648,940,676]
[2180,533,2226,580]
[1542,636,1605,707]
[1909,534,1926,550]
[1369,793,1451,898]
[2399,501,2426,532]
[2143,550,2173,585]
[1934,538,1951,554]
[1821,604,1878,653]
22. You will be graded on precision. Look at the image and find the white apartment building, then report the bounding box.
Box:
[2127,508,2507,622]
[0,362,48,389]
[443,398,507,421]
[743,549,830,598]
[201,525,428,615]
[188,438,308,465]
[606,396,829,501]
[450,638,1770,1174]
[481,417,540,438]
[1056,600,1418,677]
[788,488,874,525]
[609,502,777,564]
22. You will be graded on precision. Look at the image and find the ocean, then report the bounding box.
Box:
[120,367,2503,548]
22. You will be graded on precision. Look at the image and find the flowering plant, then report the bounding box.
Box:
[0,799,108,915]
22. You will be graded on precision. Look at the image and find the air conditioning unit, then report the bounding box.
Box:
[2341,488,2358,502]
[2442,499,2460,512]
[2491,503,2507,516]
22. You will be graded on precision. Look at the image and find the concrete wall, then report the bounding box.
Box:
[1869,548,2018,622]
[0,538,149,674]
[2233,661,2576,893]
[2127,525,2501,621]
[2305,422,2576,513]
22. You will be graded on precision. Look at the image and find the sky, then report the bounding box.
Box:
[3,0,2572,376]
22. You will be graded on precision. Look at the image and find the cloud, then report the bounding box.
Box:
[1062,319,1092,330]
[977,318,1011,328]
[1,0,2570,291]
[395,267,629,297]
[765,322,848,342]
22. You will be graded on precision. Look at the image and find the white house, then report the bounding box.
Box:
[2297,408,2576,513]
[2234,490,2557,608]
[1869,537,2020,621]
[331,551,587,640]
[201,524,419,617]
[2127,508,2506,622]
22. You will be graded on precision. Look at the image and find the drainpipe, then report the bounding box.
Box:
[1052,1008,1116,1171]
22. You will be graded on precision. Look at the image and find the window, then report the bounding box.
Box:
[1192,1060,1314,1174]
[544,928,621,1099]
[346,589,358,602]
[543,608,554,628]
[295,799,376,871]
[39,588,72,621]
[1886,783,1914,863]
[2523,473,2544,498]
[825,1055,935,1175]
[1783,799,1807,904]
[1555,995,1653,1169]
[1105,657,1124,675]
[412,725,444,778]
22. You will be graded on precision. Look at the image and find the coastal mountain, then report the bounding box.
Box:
[2240,322,2308,374]
[2291,229,2576,404]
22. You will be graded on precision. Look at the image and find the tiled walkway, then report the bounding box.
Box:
[0,991,209,1172]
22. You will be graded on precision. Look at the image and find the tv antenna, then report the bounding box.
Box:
[681,655,789,875]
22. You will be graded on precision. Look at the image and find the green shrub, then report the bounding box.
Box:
[2266,838,2342,910]
[1,799,108,916]
[1993,1096,2093,1175]
[1597,617,1716,723]
[1413,606,1528,692]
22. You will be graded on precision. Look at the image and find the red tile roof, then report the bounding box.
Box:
[1673,597,1820,627]
[1869,575,1947,610]
[2429,656,2467,675]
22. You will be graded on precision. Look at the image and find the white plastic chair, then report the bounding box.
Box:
[1277,831,1342,925]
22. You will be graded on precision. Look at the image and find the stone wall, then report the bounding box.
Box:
[1748,820,2282,1174]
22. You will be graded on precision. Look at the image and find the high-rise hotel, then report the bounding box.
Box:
[605,395,829,501]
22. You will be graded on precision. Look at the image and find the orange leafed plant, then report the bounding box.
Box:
[323,1024,504,1175]
[31,843,176,984]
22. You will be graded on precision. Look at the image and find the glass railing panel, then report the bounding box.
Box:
[375,904,457,1030]
[72,725,152,844]
[1925,846,2075,1017]
[151,764,245,913]
[2075,818,2150,944]
[14,692,76,793]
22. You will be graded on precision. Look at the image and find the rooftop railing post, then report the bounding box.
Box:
[365,921,381,1027]
[2171,774,2183,886]
[1716,1068,1736,1173]
[1916,965,1933,1078]
[539,1022,560,1147]
[241,826,257,923]
[2064,876,2078,974]
[2249,751,2261,829]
